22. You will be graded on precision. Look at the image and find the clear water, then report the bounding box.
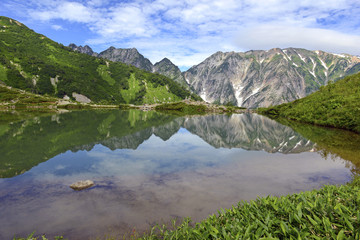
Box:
[0,110,359,239]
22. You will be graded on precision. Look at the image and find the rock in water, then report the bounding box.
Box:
[70,180,94,191]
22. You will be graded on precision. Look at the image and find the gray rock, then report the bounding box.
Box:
[68,43,98,57]
[98,47,154,72]
[70,180,94,191]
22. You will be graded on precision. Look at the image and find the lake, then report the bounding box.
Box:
[0,110,359,239]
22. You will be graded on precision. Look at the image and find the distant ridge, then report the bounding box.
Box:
[69,44,189,87]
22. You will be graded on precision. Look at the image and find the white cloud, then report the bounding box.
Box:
[235,25,360,55]
[32,1,97,23]
[4,0,360,69]
[51,24,64,30]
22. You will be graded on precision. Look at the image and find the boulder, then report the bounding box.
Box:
[70,180,94,191]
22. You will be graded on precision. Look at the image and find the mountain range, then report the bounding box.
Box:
[1,15,360,108]
[70,44,360,108]
[0,16,198,105]
[69,44,188,88]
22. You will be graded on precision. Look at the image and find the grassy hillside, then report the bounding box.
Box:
[258,72,360,133]
[0,16,200,104]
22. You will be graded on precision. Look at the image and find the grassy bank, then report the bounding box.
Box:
[154,101,247,116]
[140,176,360,240]
[258,72,360,133]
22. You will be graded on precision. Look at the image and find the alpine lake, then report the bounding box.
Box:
[0,109,359,239]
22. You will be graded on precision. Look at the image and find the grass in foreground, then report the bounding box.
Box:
[258,72,360,133]
[140,176,360,240]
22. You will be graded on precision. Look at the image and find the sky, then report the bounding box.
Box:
[1,0,360,70]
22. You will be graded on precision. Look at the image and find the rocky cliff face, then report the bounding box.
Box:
[68,43,98,57]
[98,47,154,72]
[184,48,360,108]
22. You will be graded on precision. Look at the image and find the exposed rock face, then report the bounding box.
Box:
[98,47,154,72]
[68,43,98,57]
[154,58,188,87]
[70,180,94,191]
[72,92,91,103]
[184,48,360,108]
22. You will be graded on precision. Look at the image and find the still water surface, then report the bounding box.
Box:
[0,110,359,239]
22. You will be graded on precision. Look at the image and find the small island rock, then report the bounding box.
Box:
[70,180,94,191]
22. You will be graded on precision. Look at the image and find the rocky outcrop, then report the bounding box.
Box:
[184,48,360,108]
[98,47,154,72]
[72,92,91,103]
[68,43,98,57]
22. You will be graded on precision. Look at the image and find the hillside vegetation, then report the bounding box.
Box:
[0,16,199,104]
[258,72,360,133]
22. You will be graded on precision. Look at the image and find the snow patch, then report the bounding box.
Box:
[292,62,298,67]
[234,84,245,106]
[283,50,291,61]
[185,77,190,84]
[332,53,346,58]
[200,91,208,102]
[252,87,260,95]
[319,58,328,70]
[294,140,302,149]
[289,135,295,140]
[297,52,306,62]
[309,58,316,78]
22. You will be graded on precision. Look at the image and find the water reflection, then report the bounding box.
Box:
[0,110,359,239]
[0,110,317,178]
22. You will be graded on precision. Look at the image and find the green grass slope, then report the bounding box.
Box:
[0,16,200,104]
[258,72,360,133]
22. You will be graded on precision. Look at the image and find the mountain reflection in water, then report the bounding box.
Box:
[0,110,358,239]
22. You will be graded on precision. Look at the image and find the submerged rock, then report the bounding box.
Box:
[70,180,94,191]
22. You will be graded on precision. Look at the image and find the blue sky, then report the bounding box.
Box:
[1,0,360,70]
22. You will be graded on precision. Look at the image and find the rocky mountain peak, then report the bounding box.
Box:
[98,47,153,72]
[68,43,98,57]
[184,48,360,108]
[154,58,188,88]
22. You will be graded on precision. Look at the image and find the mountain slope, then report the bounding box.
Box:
[258,72,360,133]
[184,48,360,108]
[0,16,199,104]
[153,58,188,88]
